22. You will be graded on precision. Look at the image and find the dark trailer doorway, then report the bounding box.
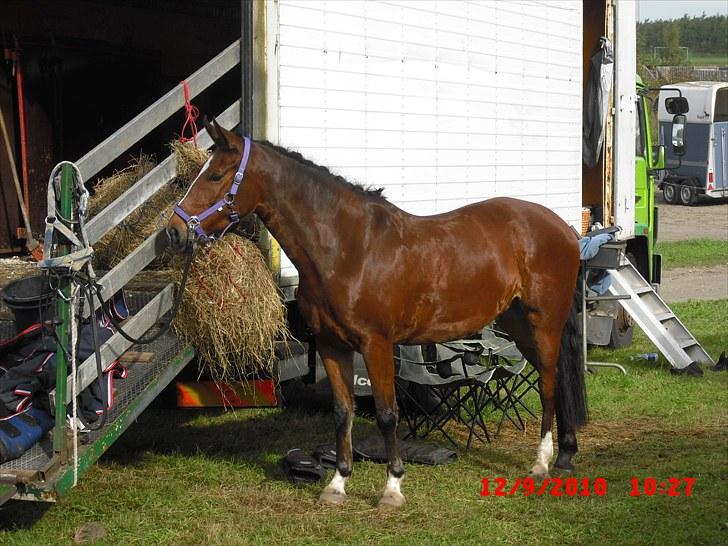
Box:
[0,0,249,255]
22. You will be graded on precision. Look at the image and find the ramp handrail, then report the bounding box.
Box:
[75,40,240,182]
[47,42,243,409]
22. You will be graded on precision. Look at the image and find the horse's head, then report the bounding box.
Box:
[166,118,259,251]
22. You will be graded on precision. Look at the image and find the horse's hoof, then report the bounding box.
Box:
[552,464,574,475]
[319,488,347,505]
[377,491,406,510]
[529,466,550,481]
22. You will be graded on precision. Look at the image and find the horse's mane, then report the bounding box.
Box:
[259,141,386,200]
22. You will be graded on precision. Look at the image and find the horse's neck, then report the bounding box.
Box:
[253,155,359,285]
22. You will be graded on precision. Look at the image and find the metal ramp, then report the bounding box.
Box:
[0,40,243,506]
[608,257,714,370]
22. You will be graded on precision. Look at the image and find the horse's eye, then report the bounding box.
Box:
[209,173,223,182]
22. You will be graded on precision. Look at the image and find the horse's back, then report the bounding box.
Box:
[409,197,578,264]
[360,196,580,343]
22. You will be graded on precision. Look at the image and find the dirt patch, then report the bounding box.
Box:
[656,192,728,242]
[656,191,728,301]
[661,265,728,303]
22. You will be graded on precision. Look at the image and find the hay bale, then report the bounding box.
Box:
[172,234,287,379]
[90,141,211,269]
[88,154,156,217]
[170,140,210,185]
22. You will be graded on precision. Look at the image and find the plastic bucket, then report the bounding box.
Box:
[1,276,55,332]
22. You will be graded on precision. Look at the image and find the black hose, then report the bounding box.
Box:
[74,284,108,431]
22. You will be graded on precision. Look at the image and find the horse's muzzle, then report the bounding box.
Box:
[166,225,190,253]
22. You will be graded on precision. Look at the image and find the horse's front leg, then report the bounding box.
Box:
[361,336,405,509]
[317,339,355,505]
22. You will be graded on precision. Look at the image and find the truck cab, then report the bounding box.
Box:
[632,75,664,286]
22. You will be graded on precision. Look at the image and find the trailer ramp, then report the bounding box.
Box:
[0,294,194,503]
[608,258,714,371]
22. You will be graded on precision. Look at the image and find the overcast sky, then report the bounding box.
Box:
[637,0,728,21]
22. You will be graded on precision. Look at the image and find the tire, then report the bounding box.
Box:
[678,184,696,206]
[608,304,634,348]
[662,182,678,204]
[608,252,637,349]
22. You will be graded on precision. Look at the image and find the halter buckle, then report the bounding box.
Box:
[187,216,200,229]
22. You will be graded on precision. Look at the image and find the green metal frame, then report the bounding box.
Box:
[52,165,74,461]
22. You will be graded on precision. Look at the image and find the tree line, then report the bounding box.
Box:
[637,14,727,65]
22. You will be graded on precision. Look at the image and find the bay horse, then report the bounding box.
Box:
[167,119,587,509]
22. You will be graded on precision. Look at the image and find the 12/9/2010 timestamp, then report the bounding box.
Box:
[479,477,696,497]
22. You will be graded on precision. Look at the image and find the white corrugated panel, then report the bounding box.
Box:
[613,0,636,240]
[270,0,583,282]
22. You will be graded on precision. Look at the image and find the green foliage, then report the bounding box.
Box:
[662,22,683,65]
[656,238,728,269]
[638,14,728,66]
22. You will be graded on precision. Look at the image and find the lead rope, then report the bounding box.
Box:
[69,282,80,487]
[178,80,199,146]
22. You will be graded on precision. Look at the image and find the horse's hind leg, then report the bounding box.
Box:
[497,304,560,479]
[360,336,405,509]
[317,340,355,505]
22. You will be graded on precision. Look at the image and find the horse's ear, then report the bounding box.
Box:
[212,118,232,151]
[203,116,232,151]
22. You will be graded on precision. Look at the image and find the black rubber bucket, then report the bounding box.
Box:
[1,276,55,332]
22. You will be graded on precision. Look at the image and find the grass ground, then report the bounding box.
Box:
[1,300,726,545]
[655,238,728,269]
[689,53,728,66]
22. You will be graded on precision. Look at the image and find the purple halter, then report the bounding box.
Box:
[174,136,252,244]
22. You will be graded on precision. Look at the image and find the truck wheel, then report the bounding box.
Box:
[608,305,634,348]
[678,184,696,206]
[662,182,678,204]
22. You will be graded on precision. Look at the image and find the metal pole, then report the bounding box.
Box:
[241,0,253,136]
[52,164,73,460]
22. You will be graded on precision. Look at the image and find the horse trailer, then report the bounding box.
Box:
[257,0,642,298]
[254,0,666,357]
[658,82,728,204]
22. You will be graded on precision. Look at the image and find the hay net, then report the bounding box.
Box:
[87,140,287,382]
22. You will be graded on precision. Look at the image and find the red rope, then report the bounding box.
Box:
[179,80,199,146]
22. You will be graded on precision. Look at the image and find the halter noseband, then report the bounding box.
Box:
[173,136,252,244]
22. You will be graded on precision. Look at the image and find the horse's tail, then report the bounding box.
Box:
[556,288,588,430]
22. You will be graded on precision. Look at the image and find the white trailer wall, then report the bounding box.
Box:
[266,0,583,284]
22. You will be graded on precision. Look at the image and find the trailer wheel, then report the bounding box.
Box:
[662,182,678,204]
[678,184,696,206]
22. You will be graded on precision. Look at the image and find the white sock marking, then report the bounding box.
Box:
[535,431,554,470]
[326,470,347,495]
[384,472,403,497]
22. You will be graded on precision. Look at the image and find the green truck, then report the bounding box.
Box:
[589,75,665,348]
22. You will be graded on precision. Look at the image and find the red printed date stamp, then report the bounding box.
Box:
[480,476,695,497]
[480,476,608,497]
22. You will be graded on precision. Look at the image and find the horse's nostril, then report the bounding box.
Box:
[166,227,183,248]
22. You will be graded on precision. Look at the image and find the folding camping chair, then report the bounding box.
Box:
[465,329,539,437]
[395,343,494,449]
[394,328,540,449]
